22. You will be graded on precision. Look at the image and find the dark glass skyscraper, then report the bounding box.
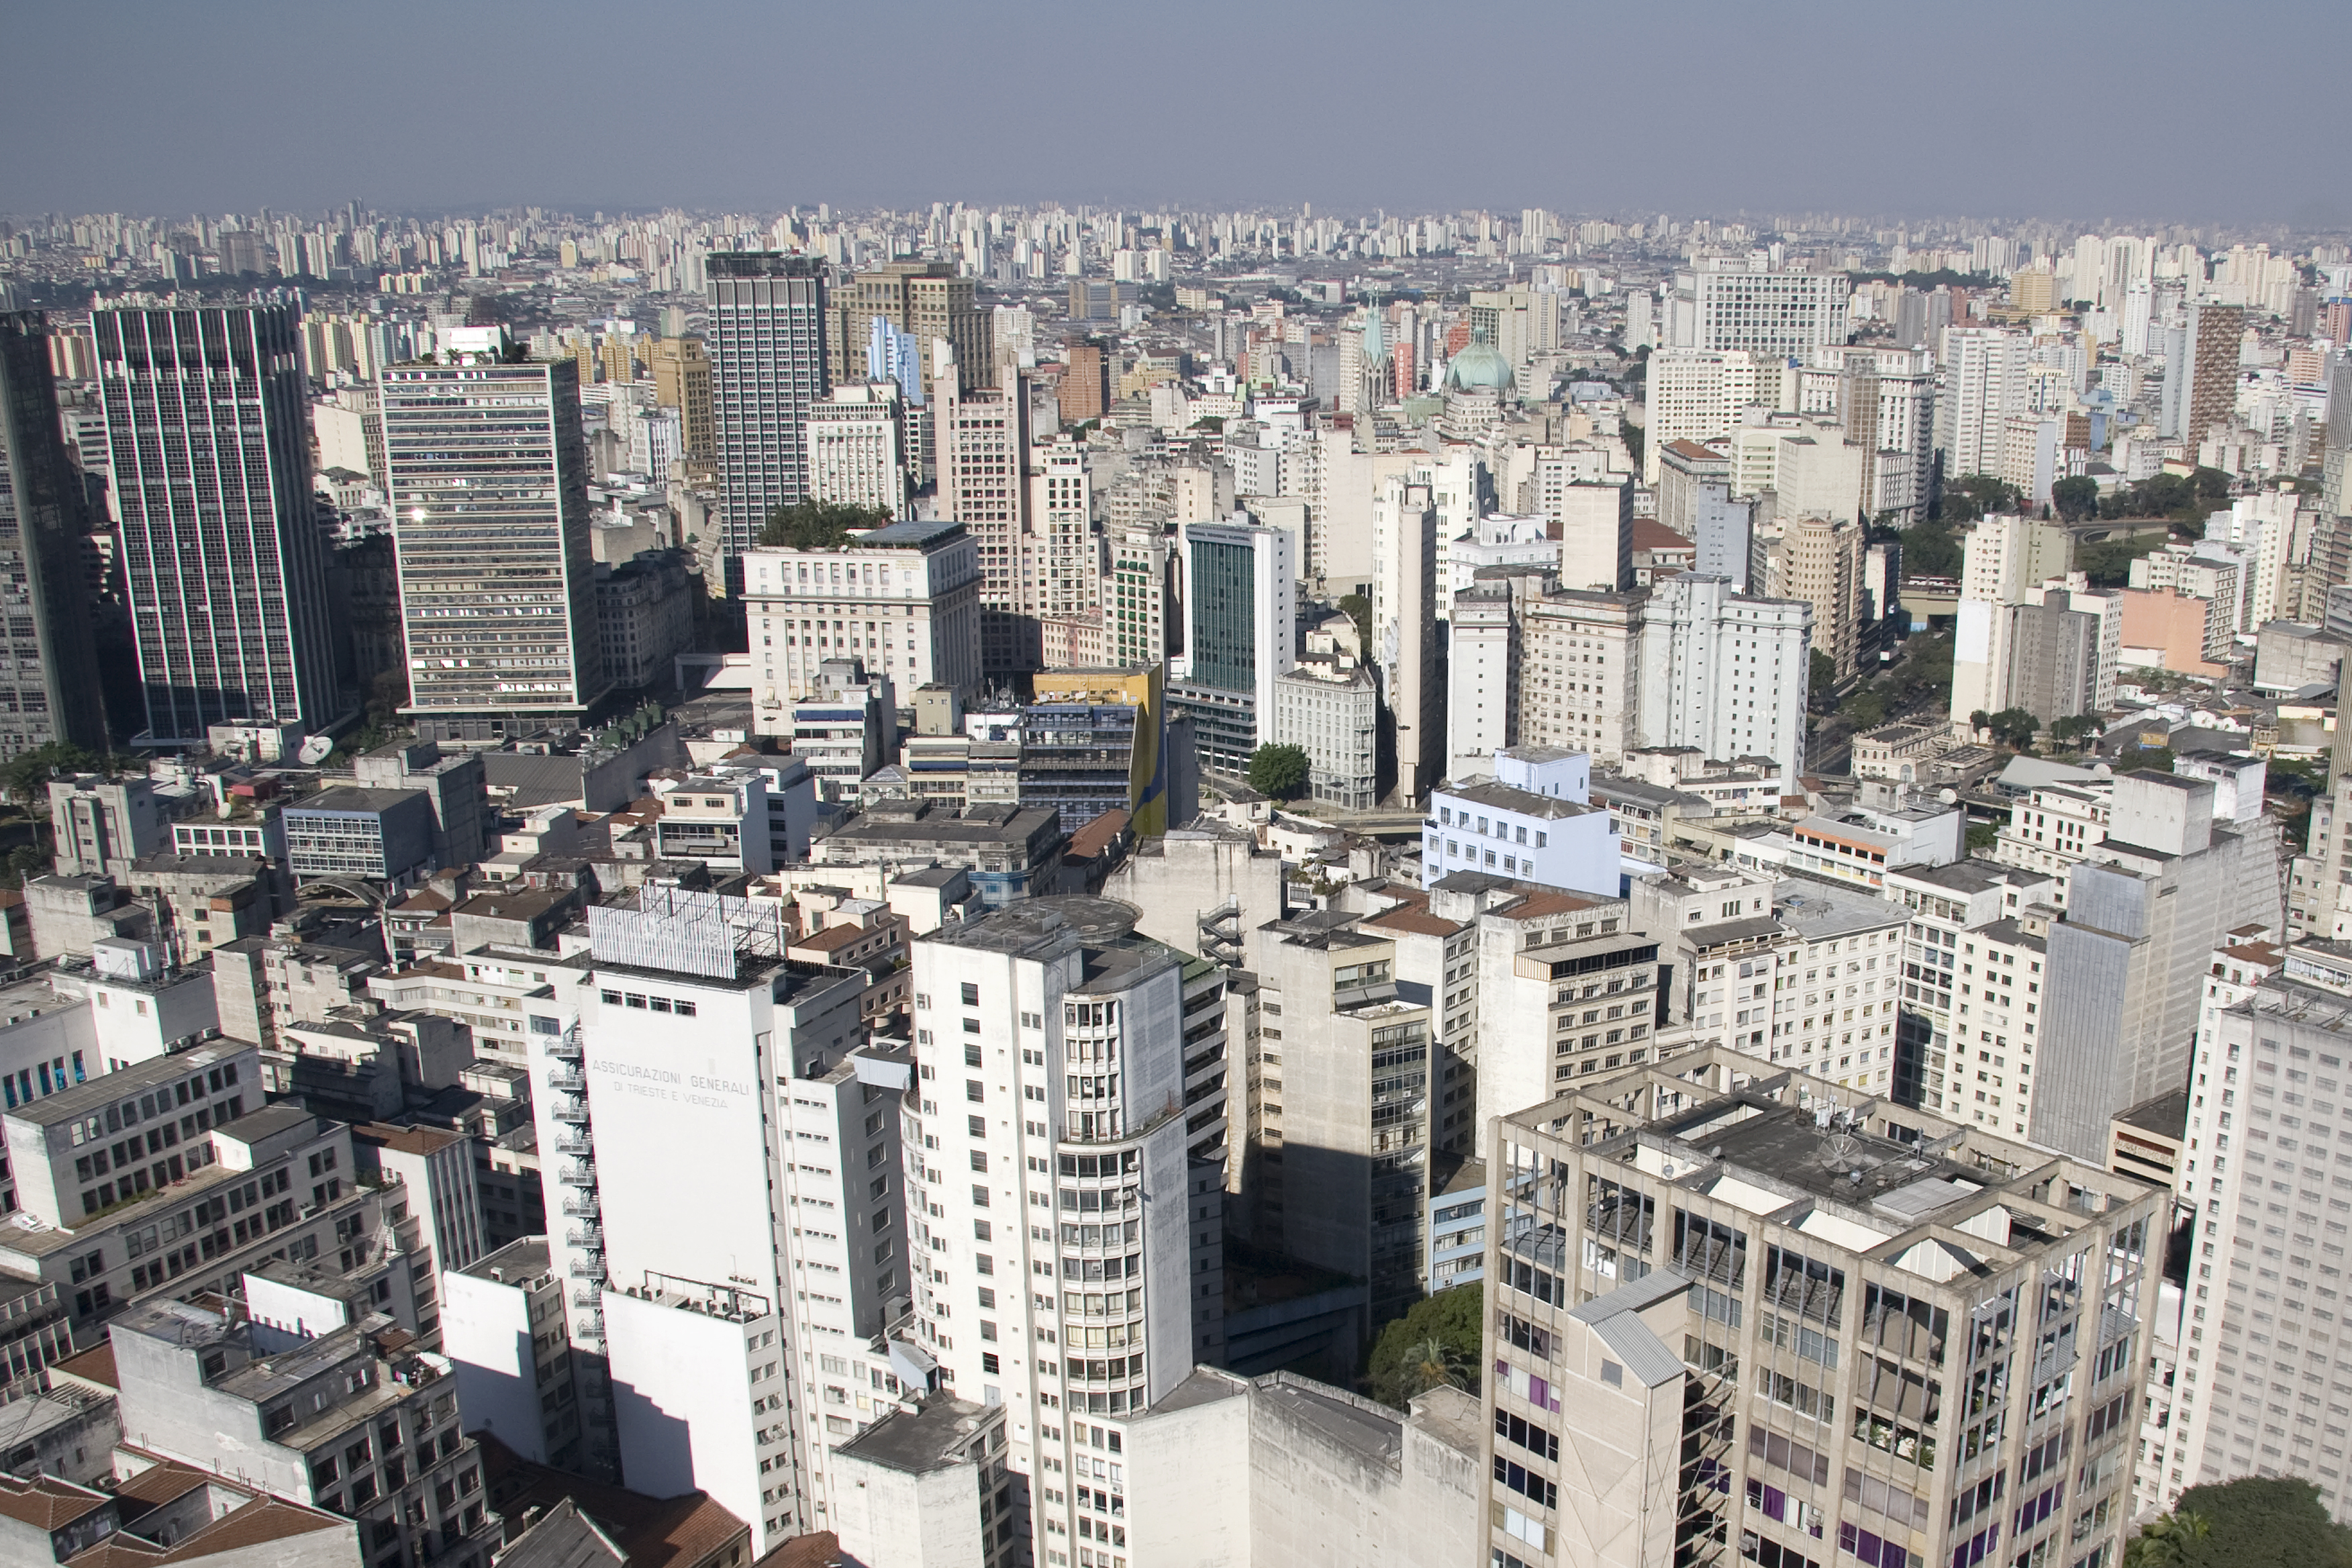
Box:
[0,313,104,756]
[707,252,828,594]
[96,305,339,746]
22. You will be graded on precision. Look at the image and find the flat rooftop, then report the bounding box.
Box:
[834,1397,995,1474]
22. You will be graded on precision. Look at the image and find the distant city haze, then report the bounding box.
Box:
[3,0,2347,223]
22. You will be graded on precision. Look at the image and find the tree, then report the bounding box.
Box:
[1808,649,1836,708]
[1621,420,1645,475]
[1986,707,2040,750]
[1838,687,1888,730]
[3,742,103,807]
[1896,516,1961,577]
[1936,472,2026,524]
[757,499,893,550]
[2049,713,2101,747]
[2126,1477,2352,1568]
[1366,1283,1483,1408]
[2051,475,2100,522]
[1246,744,1310,800]
[1338,593,1373,652]
[2073,530,2174,588]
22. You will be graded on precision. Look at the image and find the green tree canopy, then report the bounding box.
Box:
[1808,649,1836,708]
[1246,743,1310,800]
[1338,593,1373,650]
[758,499,893,550]
[1897,517,1961,577]
[1367,1283,1483,1408]
[2126,1477,2352,1568]
[3,742,107,806]
[1985,707,2040,749]
[1936,472,2026,524]
[2051,475,2100,522]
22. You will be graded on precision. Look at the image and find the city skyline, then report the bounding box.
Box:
[3,0,2348,225]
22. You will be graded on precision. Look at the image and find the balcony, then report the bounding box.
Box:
[547,1034,583,1063]
[571,1286,604,1312]
[552,1132,592,1157]
[557,1161,598,1188]
[566,1224,603,1251]
[547,1069,585,1095]
[569,1255,607,1281]
[552,1098,591,1126]
[560,1193,599,1220]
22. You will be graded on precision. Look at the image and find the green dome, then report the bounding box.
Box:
[1444,331,1513,393]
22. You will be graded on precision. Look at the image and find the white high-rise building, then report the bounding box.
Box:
[1669,261,1851,357]
[907,897,1230,1568]
[809,381,912,519]
[1641,349,1783,485]
[1634,571,1810,779]
[538,886,902,1541]
[1371,479,1442,800]
[1034,435,1100,621]
[1949,513,2072,725]
[1936,326,2030,481]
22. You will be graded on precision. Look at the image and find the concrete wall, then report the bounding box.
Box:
[603,1287,770,1547]
[832,1447,987,1568]
[1104,831,1283,967]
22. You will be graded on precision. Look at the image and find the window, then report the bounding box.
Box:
[961,983,981,1006]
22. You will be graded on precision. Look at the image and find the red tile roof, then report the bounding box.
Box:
[1067,808,1132,861]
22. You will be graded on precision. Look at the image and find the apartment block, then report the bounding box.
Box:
[744,518,984,707]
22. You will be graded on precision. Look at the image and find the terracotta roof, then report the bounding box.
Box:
[0,1474,107,1530]
[791,923,875,954]
[50,1342,117,1391]
[753,1532,844,1568]
[148,1499,350,1564]
[477,1434,748,1568]
[391,888,455,913]
[1663,438,1728,461]
[1066,808,1132,861]
[1631,518,1698,552]
[1502,890,1605,920]
[1360,905,1464,938]
[110,1464,207,1508]
[352,1123,465,1157]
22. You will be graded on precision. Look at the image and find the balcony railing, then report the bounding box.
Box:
[546,1034,583,1063]
[560,1193,600,1220]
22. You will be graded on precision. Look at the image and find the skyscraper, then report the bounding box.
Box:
[1669,262,1851,356]
[907,897,1230,1566]
[649,335,714,462]
[828,259,989,393]
[1169,518,1295,772]
[0,313,104,756]
[95,305,340,745]
[1947,513,2071,726]
[381,337,607,741]
[936,350,1038,675]
[2166,301,2245,443]
[1934,327,2029,483]
[709,252,829,593]
[1634,572,1811,779]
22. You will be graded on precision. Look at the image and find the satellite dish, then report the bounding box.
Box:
[297,735,334,765]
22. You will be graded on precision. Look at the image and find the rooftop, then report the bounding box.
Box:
[925,896,1143,959]
[5,1042,252,1130]
[286,785,423,815]
[833,1397,997,1475]
[2115,1089,2190,1141]
[1437,779,1599,821]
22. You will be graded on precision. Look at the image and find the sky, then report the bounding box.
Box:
[4,0,2346,229]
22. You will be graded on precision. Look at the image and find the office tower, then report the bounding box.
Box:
[1447,583,1520,784]
[1060,339,1110,424]
[1732,418,1865,526]
[744,518,981,703]
[808,382,912,518]
[1034,434,1099,620]
[1556,476,1634,592]
[907,898,1230,1565]
[1101,522,1171,669]
[381,342,607,742]
[1517,587,1640,765]
[2002,586,2115,726]
[1169,519,1295,773]
[1693,487,1757,591]
[937,353,1039,676]
[1481,1052,2163,1568]
[1935,327,2029,483]
[1655,438,1732,539]
[1024,665,1168,834]
[1269,660,1379,810]
[829,259,989,394]
[1669,261,1851,356]
[1948,513,2071,725]
[1833,346,1936,524]
[2034,771,2282,1161]
[1776,512,1865,681]
[1245,910,1432,1323]
[95,305,340,745]
[1635,572,1810,779]
[1884,860,2061,1116]
[2010,264,2057,315]
[1423,748,1621,899]
[1642,350,1782,485]
[551,887,897,1540]
[0,314,104,756]
[708,252,829,593]
[1371,479,1440,801]
[649,336,714,461]
[2165,302,2245,442]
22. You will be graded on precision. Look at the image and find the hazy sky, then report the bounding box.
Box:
[5,0,2345,228]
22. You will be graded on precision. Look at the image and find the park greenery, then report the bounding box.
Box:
[2124,1477,2352,1568]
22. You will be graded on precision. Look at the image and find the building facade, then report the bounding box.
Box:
[708,253,829,591]
[0,313,104,756]
[743,518,984,707]
[95,305,340,744]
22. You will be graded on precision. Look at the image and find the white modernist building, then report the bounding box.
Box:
[809,381,912,520]
[1422,748,1622,896]
[1634,572,1812,781]
[743,517,985,705]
